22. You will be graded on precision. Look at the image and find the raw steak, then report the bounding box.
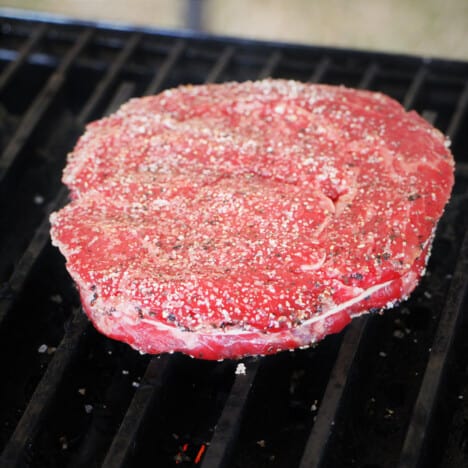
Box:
[50,80,454,360]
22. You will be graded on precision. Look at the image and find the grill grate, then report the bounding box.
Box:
[0,10,468,468]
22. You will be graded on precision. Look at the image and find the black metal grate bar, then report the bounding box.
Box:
[455,162,468,179]
[200,360,260,468]
[446,81,468,141]
[144,39,186,96]
[398,231,468,468]
[298,319,369,468]
[298,62,447,467]
[101,355,174,468]
[0,310,89,468]
[0,28,92,185]
[77,32,141,125]
[0,187,68,329]
[0,39,138,325]
[191,54,305,465]
[99,53,253,466]
[0,22,47,92]
[358,62,379,90]
[257,50,282,79]
[402,66,428,110]
[396,92,468,464]
[105,81,136,115]
[0,27,147,467]
[204,45,235,84]
[298,65,379,468]
[422,110,438,125]
[308,56,331,83]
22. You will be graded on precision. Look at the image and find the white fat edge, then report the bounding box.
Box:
[309,279,394,323]
[140,278,395,337]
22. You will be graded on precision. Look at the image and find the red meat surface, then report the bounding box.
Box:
[50,80,454,359]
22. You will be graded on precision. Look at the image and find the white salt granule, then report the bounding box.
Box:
[235,363,247,375]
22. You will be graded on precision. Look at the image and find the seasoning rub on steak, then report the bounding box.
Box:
[50,80,454,360]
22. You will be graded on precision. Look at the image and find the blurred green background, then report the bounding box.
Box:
[1,0,467,60]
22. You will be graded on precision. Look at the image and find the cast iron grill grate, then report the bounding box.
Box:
[0,10,468,468]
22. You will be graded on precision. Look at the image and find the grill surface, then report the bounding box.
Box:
[1,10,468,468]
